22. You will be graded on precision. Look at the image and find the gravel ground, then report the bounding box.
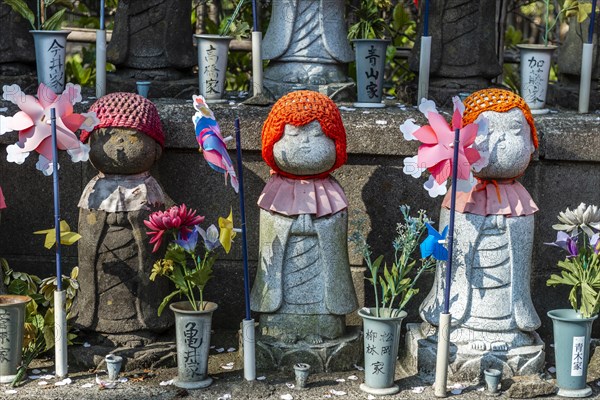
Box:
[1,330,599,400]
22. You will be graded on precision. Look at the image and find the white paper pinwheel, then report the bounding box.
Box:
[401,97,489,197]
[0,83,99,175]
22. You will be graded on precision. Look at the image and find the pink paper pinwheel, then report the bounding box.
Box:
[401,97,489,197]
[192,95,239,192]
[0,83,99,175]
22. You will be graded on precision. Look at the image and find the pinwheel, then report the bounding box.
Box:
[420,223,448,261]
[0,83,98,175]
[401,97,488,197]
[192,95,239,193]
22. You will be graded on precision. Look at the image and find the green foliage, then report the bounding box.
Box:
[347,0,390,40]
[2,0,73,30]
[66,45,115,87]
[0,260,79,386]
[350,206,436,318]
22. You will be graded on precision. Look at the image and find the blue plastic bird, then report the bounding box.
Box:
[420,223,449,261]
[192,95,239,193]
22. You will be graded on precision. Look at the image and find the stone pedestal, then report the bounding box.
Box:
[252,326,362,373]
[402,322,545,384]
[0,1,35,76]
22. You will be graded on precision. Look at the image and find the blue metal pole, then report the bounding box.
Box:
[589,0,597,44]
[443,128,460,315]
[100,0,105,29]
[50,108,62,291]
[423,0,430,37]
[251,0,258,32]
[235,117,251,320]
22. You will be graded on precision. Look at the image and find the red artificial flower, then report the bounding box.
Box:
[144,204,205,253]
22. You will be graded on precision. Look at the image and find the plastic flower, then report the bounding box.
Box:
[149,259,175,281]
[218,210,236,254]
[175,229,199,253]
[402,97,487,197]
[144,204,205,253]
[591,233,600,255]
[0,83,99,175]
[546,231,579,258]
[552,203,600,237]
[34,220,81,249]
[197,224,221,251]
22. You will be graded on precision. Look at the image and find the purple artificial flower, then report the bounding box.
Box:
[197,224,221,251]
[175,229,199,253]
[545,231,578,258]
[591,233,600,255]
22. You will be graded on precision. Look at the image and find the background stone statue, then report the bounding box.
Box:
[410,0,506,106]
[73,92,172,346]
[251,90,360,371]
[262,0,354,99]
[405,89,544,381]
[107,0,195,92]
[0,0,35,76]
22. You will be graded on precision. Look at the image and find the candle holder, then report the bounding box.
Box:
[483,368,502,395]
[293,363,310,390]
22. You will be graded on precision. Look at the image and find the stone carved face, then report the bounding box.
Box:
[89,127,162,174]
[273,120,336,176]
[474,108,534,180]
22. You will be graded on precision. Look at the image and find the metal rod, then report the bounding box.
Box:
[95,29,106,98]
[100,0,105,29]
[443,128,460,314]
[590,0,598,44]
[423,0,430,37]
[251,0,258,32]
[417,36,431,104]
[50,108,62,291]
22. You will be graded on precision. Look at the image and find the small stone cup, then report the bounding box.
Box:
[293,363,310,390]
[105,354,123,381]
[136,81,151,98]
[483,368,502,394]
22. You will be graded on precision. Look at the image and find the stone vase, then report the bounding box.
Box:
[352,39,390,108]
[0,295,31,384]
[194,34,232,103]
[358,308,406,395]
[31,30,70,93]
[548,309,597,398]
[517,44,557,114]
[170,301,217,389]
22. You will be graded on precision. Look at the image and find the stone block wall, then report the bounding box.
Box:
[1,97,599,348]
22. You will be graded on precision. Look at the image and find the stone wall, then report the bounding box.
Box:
[1,96,599,348]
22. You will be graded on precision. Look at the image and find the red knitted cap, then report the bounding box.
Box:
[80,92,165,148]
[262,90,347,179]
[462,89,538,149]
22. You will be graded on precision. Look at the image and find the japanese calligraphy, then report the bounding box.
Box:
[46,39,65,93]
[203,45,221,95]
[182,321,203,377]
[371,360,385,375]
[363,45,382,99]
[570,336,585,376]
[365,329,378,342]
[522,55,548,106]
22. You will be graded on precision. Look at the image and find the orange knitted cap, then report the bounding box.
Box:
[262,90,347,179]
[462,89,538,149]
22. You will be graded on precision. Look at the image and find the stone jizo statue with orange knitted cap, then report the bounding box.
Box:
[73,92,172,346]
[406,89,544,380]
[251,90,360,371]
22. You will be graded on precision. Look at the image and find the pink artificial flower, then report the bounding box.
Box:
[401,97,486,197]
[0,83,99,175]
[0,186,5,210]
[144,204,205,253]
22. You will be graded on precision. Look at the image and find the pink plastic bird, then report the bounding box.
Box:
[191,95,239,193]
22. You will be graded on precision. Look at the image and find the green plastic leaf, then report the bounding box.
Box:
[157,290,181,316]
[42,8,66,30]
[2,0,35,29]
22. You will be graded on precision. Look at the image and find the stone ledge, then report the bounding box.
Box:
[1,97,599,162]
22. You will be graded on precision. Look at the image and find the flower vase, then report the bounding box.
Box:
[352,39,390,108]
[194,34,232,103]
[170,301,217,389]
[548,309,597,398]
[517,44,556,115]
[31,30,70,94]
[358,308,406,395]
[0,295,31,384]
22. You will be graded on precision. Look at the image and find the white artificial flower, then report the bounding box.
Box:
[451,95,465,117]
[67,142,90,163]
[2,84,22,104]
[456,171,476,193]
[36,154,58,176]
[418,98,437,116]
[400,118,420,141]
[6,144,28,164]
[424,175,448,198]
[80,112,100,132]
[402,155,426,178]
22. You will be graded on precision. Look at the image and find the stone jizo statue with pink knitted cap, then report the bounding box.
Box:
[251,90,360,371]
[73,92,172,346]
[404,89,544,380]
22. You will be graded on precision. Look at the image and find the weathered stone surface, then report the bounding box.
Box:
[586,339,600,382]
[410,1,505,106]
[262,0,354,99]
[68,341,177,371]
[0,1,35,74]
[505,374,557,398]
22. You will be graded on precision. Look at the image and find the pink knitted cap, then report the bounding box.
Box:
[80,92,165,148]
